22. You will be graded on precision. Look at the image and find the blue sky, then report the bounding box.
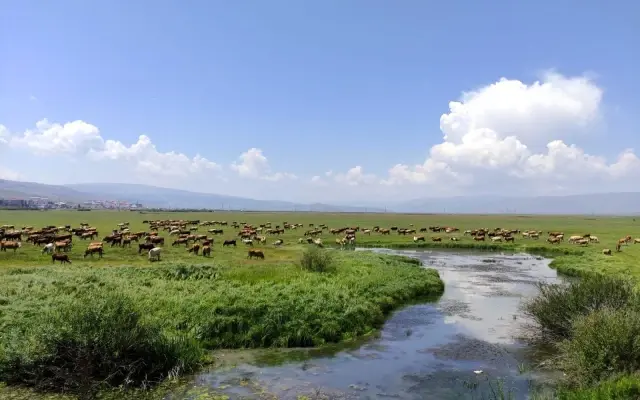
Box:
[1,1,639,203]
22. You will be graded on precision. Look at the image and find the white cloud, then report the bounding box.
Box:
[0,125,10,146]
[379,71,639,194]
[8,119,221,178]
[0,167,22,181]
[333,166,377,186]
[230,148,296,181]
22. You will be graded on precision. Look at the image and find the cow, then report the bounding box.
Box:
[52,253,71,264]
[84,245,104,259]
[431,237,442,242]
[603,249,612,256]
[274,239,283,246]
[188,244,201,255]
[0,241,21,252]
[138,242,155,254]
[42,243,55,254]
[247,249,265,259]
[148,247,162,261]
[202,245,211,257]
[242,239,253,246]
[634,238,640,244]
[223,239,236,247]
[413,235,425,242]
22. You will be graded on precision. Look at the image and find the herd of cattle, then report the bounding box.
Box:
[1,220,639,263]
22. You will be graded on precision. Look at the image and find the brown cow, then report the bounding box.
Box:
[0,241,21,252]
[188,244,201,255]
[84,245,104,258]
[202,245,211,257]
[248,249,265,259]
[52,253,71,264]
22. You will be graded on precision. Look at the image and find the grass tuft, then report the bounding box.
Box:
[300,247,335,273]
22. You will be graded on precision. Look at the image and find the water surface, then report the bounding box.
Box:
[167,249,560,399]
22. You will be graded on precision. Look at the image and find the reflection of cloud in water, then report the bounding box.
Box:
[176,249,562,400]
[420,252,559,345]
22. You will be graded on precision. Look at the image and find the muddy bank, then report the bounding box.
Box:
[166,249,560,400]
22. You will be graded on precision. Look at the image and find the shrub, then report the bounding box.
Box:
[557,374,640,399]
[521,275,637,343]
[300,247,335,273]
[0,291,202,396]
[559,308,640,387]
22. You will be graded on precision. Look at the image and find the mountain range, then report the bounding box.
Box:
[1,179,640,214]
[0,179,384,212]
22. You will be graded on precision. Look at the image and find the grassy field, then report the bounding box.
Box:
[1,210,639,398]
[1,210,638,277]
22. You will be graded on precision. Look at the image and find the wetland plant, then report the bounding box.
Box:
[0,291,202,397]
[300,247,335,273]
[522,274,637,343]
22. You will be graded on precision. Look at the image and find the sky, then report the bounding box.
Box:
[1,0,639,204]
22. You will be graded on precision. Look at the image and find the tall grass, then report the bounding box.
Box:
[0,251,443,395]
[521,275,637,343]
[0,291,201,397]
[558,308,640,387]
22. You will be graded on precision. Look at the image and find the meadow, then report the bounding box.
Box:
[1,210,640,399]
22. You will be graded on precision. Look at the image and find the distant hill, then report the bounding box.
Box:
[0,179,383,212]
[0,179,93,202]
[393,193,640,215]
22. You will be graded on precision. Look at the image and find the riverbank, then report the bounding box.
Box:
[0,250,443,398]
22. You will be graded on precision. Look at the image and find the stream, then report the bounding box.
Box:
[167,249,561,399]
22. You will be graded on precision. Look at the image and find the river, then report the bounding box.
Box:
[167,249,561,399]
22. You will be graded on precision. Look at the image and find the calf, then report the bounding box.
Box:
[52,253,71,264]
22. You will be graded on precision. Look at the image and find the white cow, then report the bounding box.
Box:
[42,243,55,254]
[148,247,162,261]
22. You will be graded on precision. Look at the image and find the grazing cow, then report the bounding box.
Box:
[450,237,459,241]
[274,239,283,246]
[588,236,599,243]
[188,244,201,255]
[202,245,211,257]
[547,237,561,244]
[634,238,640,244]
[42,243,55,254]
[172,238,188,246]
[313,238,323,247]
[603,249,612,256]
[617,243,622,252]
[0,241,21,252]
[568,235,583,243]
[431,237,442,242]
[138,242,155,254]
[491,236,503,242]
[473,235,485,241]
[148,247,162,261]
[52,253,71,264]
[223,239,236,247]
[84,245,104,259]
[247,249,265,259]
[413,235,425,242]
[242,239,253,246]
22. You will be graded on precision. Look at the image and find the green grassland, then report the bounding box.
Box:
[2,210,638,277]
[1,210,639,398]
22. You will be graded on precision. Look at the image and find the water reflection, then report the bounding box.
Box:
[167,249,560,400]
